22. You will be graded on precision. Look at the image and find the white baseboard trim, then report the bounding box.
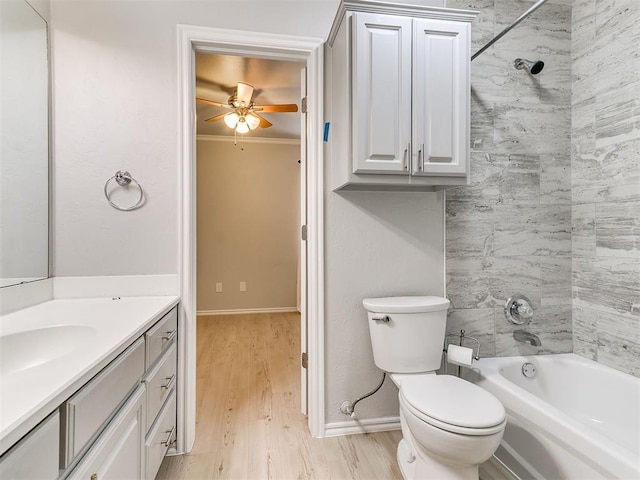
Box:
[323,416,401,438]
[54,274,179,298]
[197,307,299,316]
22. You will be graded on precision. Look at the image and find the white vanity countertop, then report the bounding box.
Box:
[0,295,179,454]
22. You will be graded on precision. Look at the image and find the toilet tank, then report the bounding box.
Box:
[363,296,450,373]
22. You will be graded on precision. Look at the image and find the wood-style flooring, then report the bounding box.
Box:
[156,312,403,480]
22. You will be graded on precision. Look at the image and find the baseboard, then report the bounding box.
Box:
[323,416,401,438]
[197,307,299,316]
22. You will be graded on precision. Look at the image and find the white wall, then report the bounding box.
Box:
[51,0,447,427]
[51,0,339,277]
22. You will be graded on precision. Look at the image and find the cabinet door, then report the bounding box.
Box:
[352,12,412,174]
[67,386,146,480]
[412,18,470,177]
[0,412,59,480]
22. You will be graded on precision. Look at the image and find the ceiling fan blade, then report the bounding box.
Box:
[254,113,273,128]
[253,104,299,113]
[204,113,228,123]
[236,82,255,106]
[196,97,231,108]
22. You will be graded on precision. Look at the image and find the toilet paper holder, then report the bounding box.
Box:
[444,329,480,362]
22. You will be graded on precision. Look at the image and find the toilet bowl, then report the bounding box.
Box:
[363,296,506,480]
[394,374,506,480]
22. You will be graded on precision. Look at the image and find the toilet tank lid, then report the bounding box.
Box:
[362,296,450,313]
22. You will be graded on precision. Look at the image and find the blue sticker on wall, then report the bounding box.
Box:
[323,122,330,142]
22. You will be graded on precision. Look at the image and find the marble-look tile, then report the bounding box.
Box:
[571,47,598,106]
[494,0,571,56]
[470,49,571,107]
[445,308,496,358]
[446,0,495,48]
[573,304,599,360]
[447,257,496,310]
[446,201,494,257]
[470,92,495,151]
[571,0,596,60]
[598,330,640,377]
[446,152,502,203]
[540,255,572,306]
[573,256,640,316]
[494,103,571,155]
[494,204,571,256]
[591,24,640,96]
[494,154,540,204]
[595,80,640,149]
[540,154,571,204]
[572,203,596,257]
[490,256,542,309]
[595,201,640,258]
[447,256,542,310]
[495,305,572,356]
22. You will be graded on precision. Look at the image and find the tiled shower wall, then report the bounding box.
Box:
[444,0,573,356]
[571,0,640,377]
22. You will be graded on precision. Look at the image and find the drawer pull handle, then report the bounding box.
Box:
[161,330,177,342]
[162,374,176,391]
[161,425,176,447]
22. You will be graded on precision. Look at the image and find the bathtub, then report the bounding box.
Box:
[465,354,640,479]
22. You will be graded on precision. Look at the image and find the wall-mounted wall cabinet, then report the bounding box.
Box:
[326,1,477,191]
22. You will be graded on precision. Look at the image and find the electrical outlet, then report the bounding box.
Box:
[239,281,246,292]
[215,283,223,293]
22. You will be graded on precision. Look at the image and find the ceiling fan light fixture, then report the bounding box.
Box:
[235,117,249,134]
[223,112,239,129]
[246,113,260,130]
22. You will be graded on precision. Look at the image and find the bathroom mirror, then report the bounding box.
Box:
[0,0,50,288]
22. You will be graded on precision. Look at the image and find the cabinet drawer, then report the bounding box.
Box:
[0,412,59,480]
[146,391,176,480]
[143,341,177,433]
[63,337,145,465]
[146,307,177,368]
[67,385,145,480]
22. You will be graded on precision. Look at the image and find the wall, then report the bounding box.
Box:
[196,138,300,312]
[571,0,640,377]
[444,0,573,357]
[50,0,339,277]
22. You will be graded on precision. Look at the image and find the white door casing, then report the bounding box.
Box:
[177,25,326,452]
[300,66,308,416]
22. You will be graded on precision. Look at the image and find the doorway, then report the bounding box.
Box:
[177,26,325,452]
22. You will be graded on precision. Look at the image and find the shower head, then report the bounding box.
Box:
[514,58,544,75]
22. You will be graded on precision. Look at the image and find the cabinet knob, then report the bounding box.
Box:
[91,474,98,480]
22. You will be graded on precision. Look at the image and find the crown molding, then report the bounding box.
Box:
[196,134,300,145]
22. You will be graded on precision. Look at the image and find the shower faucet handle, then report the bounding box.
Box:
[505,295,534,325]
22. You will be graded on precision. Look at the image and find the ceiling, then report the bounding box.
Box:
[195,53,304,139]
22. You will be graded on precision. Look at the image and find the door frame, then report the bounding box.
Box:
[176,25,326,452]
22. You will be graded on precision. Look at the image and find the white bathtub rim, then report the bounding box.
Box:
[470,353,640,479]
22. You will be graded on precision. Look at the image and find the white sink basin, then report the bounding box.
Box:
[0,325,97,376]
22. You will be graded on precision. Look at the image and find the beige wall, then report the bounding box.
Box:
[196,138,300,312]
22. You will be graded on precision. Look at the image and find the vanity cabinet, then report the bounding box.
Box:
[0,412,60,480]
[61,305,178,480]
[65,386,146,480]
[326,1,477,191]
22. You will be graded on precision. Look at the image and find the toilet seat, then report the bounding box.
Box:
[399,375,506,436]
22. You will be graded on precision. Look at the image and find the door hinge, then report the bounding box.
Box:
[301,352,308,369]
[301,224,307,241]
[301,97,307,113]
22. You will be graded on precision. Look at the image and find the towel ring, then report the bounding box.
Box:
[104,170,144,211]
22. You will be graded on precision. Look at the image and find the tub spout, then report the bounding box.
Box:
[514,330,542,346]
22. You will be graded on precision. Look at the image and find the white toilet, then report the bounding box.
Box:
[363,296,506,480]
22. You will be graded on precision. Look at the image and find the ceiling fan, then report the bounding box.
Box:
[196,82,298,134]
